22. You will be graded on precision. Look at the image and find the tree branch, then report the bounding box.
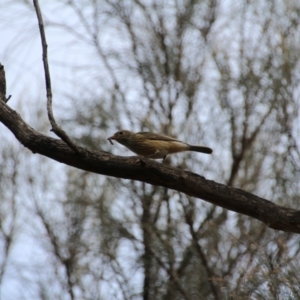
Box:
[0,76,299,234]
[33,0,81,154]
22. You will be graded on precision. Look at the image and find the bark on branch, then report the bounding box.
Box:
[0,68,299,233]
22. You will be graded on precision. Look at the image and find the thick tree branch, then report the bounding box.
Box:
[0,92,300,234]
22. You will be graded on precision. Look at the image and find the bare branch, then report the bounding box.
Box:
[0,64,11,102]
[33,0,81,154]
[0,92,300,233]
[0,64,6,99]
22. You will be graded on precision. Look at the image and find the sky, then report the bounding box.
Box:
[1,1,300,299]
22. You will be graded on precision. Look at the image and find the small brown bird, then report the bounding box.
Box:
[107,130,213,161]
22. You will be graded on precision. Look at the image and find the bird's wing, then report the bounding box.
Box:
[137,132,181,142]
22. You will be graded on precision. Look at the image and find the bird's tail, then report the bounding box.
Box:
[189,145,213,154]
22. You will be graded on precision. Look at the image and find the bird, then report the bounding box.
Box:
[107,130,213,161]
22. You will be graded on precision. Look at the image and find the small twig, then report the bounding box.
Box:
[33,0,81,154]
[5,95,12,103]
[0,64,12,103]
[0,64,6,98]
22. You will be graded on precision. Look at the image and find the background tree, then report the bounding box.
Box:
[0,0,300,299]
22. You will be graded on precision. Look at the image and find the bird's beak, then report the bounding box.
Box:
[107,135,115,145]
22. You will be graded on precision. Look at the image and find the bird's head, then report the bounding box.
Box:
[107,130,133,145]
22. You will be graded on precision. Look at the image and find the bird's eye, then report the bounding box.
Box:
[119,131,123,135]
